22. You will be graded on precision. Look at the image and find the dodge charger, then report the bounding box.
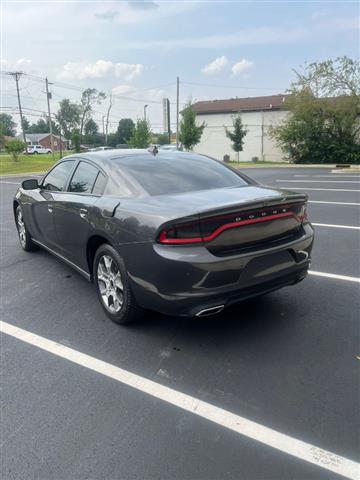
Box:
[14,150,314,324]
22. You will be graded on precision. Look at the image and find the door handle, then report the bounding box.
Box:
[47,205,53,213]
[80,208,88,219]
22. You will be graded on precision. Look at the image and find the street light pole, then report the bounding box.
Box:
[144,104,148,121]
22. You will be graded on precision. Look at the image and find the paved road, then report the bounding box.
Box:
[1,167,359,479]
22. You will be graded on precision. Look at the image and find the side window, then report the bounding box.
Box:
[92,172,107,195]
[42,161,75,191]
[69,161,99,194]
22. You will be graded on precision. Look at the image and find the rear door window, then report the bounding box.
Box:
[68,161,99,194]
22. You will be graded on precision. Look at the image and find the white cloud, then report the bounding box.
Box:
[201,56,228,75]
[231,59,254,76]
[58,60,143,81]
[0,58,32,70]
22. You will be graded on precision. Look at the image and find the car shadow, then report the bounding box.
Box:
[131,293,293,348]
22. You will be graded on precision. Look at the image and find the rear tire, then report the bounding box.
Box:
[15,206,37,252]
[94,244,143,325]
[33,151,38,154]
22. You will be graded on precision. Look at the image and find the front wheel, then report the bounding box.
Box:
[16,206,37,251]
[94,244,143,325]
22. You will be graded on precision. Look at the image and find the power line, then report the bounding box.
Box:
[1,70,184,106]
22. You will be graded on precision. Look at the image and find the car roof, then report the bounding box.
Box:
[61,149,199,168]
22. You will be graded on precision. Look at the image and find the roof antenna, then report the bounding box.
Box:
[148,145,159,156]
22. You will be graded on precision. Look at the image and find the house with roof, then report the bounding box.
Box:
[20,133,68,151]
[192,94,290,162]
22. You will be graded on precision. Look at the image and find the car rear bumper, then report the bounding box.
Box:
[121,223,314,317]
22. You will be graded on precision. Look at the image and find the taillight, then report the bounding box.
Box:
[299,204,308,222]
[159,221,202,244]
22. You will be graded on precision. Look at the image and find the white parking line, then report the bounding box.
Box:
[293,173,360,179]
[280,187,360,192]
[293,175,360,179]
[277,180,360,183]
[312,223,360,230]
[1,320,358,480]
[0,181,20,185]
[309,201,360,206]
[309,271,360,283]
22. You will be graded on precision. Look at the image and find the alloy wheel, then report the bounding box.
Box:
[17,209,26,248]
[97,254,124,313]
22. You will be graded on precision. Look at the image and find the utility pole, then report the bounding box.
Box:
[176,76,179,149]
[9,72,27,150]
[45,77,55,161]
[144,104,148,121]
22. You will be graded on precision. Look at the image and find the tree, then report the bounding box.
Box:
[179,101,205,151]
[79,88,106,140]
[28,117,60,135]
[83,118,99,145]
[21,117,30,133]
[292,56,360,98]
[156,132,171,145]
[128,119,152,148]
[28,118,48,133]
[56,99,80,139]
[270,57,360,164]
[5,139,25,162]
[107,132,118,147]
[225,115,248,161]
[71,129,81,153]
[117,118,135,144]
[0,113,17,136]
[84,118,98,136]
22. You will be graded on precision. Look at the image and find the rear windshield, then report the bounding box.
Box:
[114,153,248,196]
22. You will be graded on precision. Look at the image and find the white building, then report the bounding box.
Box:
[193,94,290,162]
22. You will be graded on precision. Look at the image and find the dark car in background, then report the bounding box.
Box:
[14,150,314,324]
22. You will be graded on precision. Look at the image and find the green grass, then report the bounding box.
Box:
[0,152,68,176]
[229,161,288,168]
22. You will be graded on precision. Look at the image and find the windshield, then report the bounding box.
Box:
[114,153,248,196]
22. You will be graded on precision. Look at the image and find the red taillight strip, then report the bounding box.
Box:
[159,211,299,244]
[159,230,203,244]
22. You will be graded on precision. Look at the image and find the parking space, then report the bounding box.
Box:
[1,167,359,479]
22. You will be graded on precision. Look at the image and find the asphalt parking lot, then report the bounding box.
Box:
[1,166,359,480]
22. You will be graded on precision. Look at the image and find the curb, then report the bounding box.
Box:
[0,171,45,178]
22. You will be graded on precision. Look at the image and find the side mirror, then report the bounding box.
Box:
[21,179,39,190]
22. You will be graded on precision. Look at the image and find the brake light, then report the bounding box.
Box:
[158,203,307,245]
[159,221,202,244]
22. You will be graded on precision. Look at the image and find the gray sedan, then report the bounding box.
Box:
[14,150,314,324]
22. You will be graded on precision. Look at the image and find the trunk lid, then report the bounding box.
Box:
[153,186,307,254]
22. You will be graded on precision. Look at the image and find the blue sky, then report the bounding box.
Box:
[2,0,359,132]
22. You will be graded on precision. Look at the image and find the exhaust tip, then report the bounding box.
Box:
[196,305,225,317]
